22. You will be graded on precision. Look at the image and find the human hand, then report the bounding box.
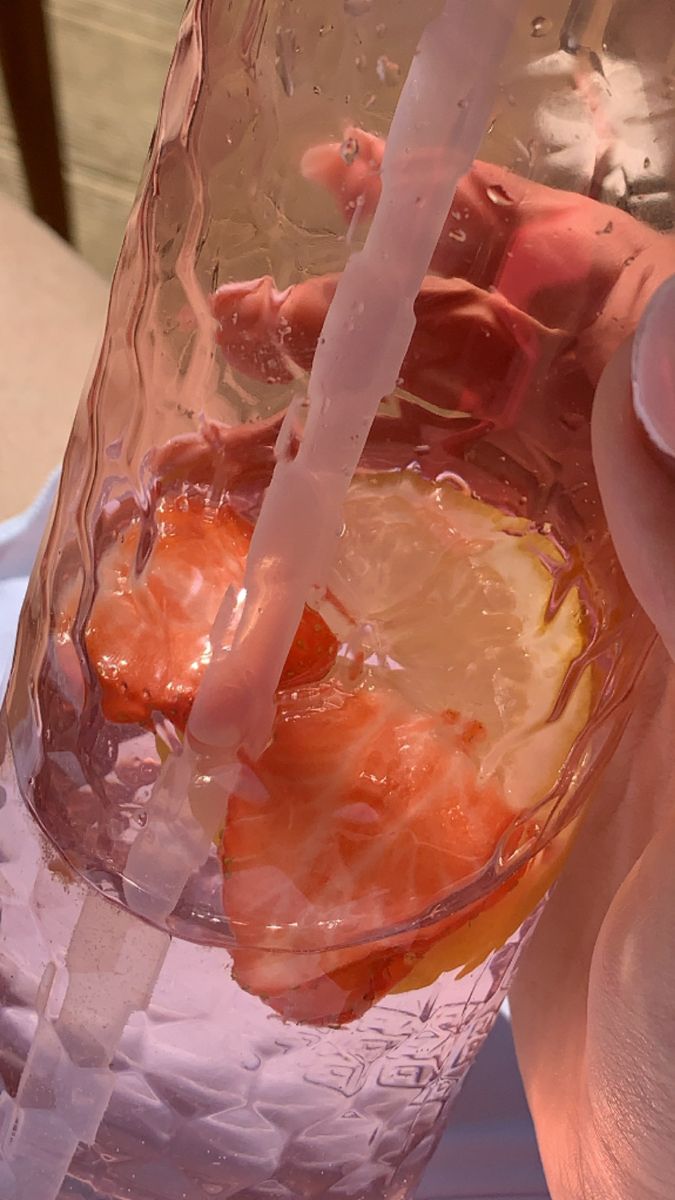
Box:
[211,126,668,425]
[205,129,675,1198]
[510,293,675,1200]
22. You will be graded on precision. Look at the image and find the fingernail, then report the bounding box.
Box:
[632,274,675,468]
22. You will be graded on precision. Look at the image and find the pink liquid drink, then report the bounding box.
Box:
[1,0,672,1196]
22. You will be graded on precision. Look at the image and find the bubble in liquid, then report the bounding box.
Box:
[242,1051,262,1071]
[376,55,401,86]
[341,135,360,165]
[275,27,297,98]
[530,15,553,38]
[486,184,515,206]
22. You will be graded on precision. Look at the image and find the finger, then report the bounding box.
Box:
[582,766,675,1197]
[301,126,384,227]
[212,273,340,386]
[510,642,675,1199]
[300,128,654,326]
[148,416,282,515]
[632,274,675,476]
[210,277,296,384]
[586,297,675,1181]
[213,273,567,427]
[300,126,524,282]
[401,275,566,422]
[592,287,675,660]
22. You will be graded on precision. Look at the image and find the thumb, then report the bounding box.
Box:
[592,276,675,661]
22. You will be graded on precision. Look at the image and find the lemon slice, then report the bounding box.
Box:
[327,470,590,812]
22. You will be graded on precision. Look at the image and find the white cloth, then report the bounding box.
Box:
[507,50,675,229]
[0,480,550,1199]
[0,471,60,699]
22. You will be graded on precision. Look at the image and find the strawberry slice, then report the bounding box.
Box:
[85,495,338,730]
[223,683,515,1025]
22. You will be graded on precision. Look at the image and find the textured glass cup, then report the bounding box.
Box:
[1,0,672,1197]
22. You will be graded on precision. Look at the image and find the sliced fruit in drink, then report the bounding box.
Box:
[328,471,589,808]
[221,471,589,1022]
[223,681,521,1024]
[84,495,338,730]
[82,464,589,1023]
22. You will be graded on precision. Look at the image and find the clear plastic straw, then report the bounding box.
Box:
[0,893,169,1200]
[2,2,517,1195]
[124,0,518,921]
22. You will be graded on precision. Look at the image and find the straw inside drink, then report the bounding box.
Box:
[124,0,517,917]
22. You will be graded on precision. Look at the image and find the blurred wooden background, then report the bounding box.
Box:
[0,0,186,278]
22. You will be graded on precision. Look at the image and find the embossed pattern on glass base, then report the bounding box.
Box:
[0,739,540,1200]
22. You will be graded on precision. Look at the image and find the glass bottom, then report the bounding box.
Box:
[0,724,540,1200]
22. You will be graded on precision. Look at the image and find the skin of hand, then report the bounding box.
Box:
[511,322,675,1200]
[166,129,675,1197]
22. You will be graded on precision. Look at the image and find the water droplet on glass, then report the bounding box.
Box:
[486,184,515,206]
[340,135,359,165]
[457,96,469,110]
[375,22,386,36]
[275,28,297,97]
[242,1051,262,1071]
[530,15,552,38]
[376,55,400,86]
[344,0,372,14]
[560,410,584,432]
[644,155,652,170]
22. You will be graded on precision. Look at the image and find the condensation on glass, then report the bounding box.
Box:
[1,1,674,1197]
